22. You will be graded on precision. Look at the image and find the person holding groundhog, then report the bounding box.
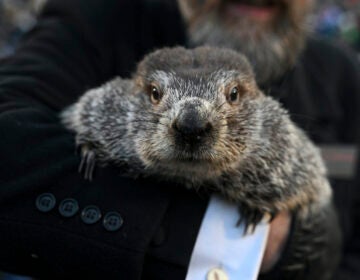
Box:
[0,0,358,279]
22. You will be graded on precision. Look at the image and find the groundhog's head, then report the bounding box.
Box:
[132,47,264,181]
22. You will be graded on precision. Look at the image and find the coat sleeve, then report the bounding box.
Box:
[0,1,207,278]
[0,0,132,207]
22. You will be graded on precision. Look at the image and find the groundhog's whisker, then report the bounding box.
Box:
[214,101,227,112]
[130,119,168,127]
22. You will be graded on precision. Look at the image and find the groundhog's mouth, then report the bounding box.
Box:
[174,157,210,164]
[160,157,223,175]
[163,147,220,165]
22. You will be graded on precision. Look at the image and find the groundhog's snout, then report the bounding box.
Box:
[171,99,213,147]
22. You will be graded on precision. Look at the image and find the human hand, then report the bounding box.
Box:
[260,211,291,273]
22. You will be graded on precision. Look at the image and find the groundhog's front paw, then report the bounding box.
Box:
[77,143,97,181]
[237,204,276,235]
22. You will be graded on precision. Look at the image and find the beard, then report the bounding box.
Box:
[184,0,310,85]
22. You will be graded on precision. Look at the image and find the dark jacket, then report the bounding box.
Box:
[0,0,359,279]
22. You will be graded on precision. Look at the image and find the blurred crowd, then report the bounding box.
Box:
[0,0,46,57]
[311,0,360,51]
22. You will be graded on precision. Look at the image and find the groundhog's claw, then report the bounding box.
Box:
[78,144,97,181]
[237,205,276,235]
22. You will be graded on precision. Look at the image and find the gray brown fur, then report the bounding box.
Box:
[61,46,331,227]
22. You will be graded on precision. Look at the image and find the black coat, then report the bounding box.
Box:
[0,0,359,279]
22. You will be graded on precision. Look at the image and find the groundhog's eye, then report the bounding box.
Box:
[150,85,162,104]
[228,86,239,103]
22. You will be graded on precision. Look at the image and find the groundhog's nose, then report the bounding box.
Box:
[172,106,213,142]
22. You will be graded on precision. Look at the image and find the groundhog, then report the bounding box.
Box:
[61,46,332,231]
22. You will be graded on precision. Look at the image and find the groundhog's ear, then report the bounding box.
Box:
[255,90,265,98]
[250,83,265,98]
[237,74,262,98]
[135,60,147,80]
[134,76,144,89]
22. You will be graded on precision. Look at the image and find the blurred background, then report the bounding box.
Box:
[0,0,359,279]
[311,0,360,52]
[0,0,359,59]
[0,0,46,58]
